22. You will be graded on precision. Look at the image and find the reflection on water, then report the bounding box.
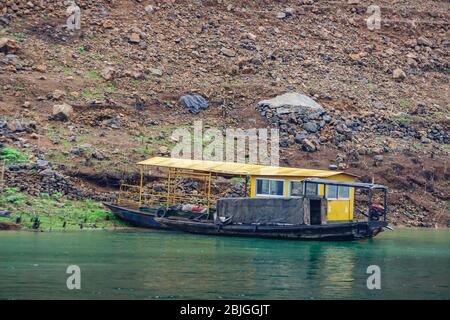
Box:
[0,229,449,299]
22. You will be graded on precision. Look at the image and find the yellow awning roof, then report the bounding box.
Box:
[138,157,351,178]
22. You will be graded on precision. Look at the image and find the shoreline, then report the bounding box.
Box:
[1,221,448,233]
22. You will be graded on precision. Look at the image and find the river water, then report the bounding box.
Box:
[0,229,448,300]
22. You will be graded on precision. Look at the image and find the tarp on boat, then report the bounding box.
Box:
[216,197,304,225]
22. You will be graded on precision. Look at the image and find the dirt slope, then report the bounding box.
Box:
[0,0,449,227]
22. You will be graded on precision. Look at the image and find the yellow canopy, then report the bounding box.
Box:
[138,157,351,178]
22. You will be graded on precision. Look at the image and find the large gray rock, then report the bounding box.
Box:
[52,103,73,121]
[258,93,324,115]
[303,121,318,133]
[179,94,209,114]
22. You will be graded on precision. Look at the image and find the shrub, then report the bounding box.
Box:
[0,147,28,165]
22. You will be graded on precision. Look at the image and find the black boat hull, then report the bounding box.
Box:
[155,217,387,241]
[104,203,388,241]
[103,203,167,229]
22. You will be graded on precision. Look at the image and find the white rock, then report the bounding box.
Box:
[258,93,325,115]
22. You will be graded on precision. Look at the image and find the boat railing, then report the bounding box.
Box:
[117,184,140,206]
[141,192,217,208]
[118,183,218,209]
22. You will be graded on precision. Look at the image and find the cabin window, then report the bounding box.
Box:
[326,185,351,200]
[338,186,350,199]
[289,180,304,197]
[256,179,285,197]
[305,182,319,196]
[326,185,338,199]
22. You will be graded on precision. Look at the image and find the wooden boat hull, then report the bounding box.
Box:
[104,203,388,241]
[103,203,167,229]
[155,217,388,241]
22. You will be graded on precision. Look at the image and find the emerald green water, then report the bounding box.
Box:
[0,229,448,300]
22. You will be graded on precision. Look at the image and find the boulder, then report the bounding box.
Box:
[51,89,66,100]
[373,155,384,166]
[221,47,236,57]
[294,133,306,144]
[258,93,325,115]
[417,36,432,47]
[276,12,287,19]
[129,33,141,44]
[303,121,318,133]
[393,68,406,81]
[39,168,56,177]
[0,37,20,54]
[35,160,49,169]
[179,94,209,114]
[158,146,170,156]
[52,103,73,121]
[301,139,316,152]
[149,68,163,76]
[100,67,116,80]
[92,151,106,160]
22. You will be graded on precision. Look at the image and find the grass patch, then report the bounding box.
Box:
[399,98,412,110]
[81,88,104,100]
[131,79,142,87]
[367,82,377,91]
[0,188,127,231]
[0,147,28,165]
[86,70,102,81]
[12,83,25,92]
[433,111,450,121]
[12,32,27,42]
[412,143,424,150]
[63,66,74,76]
[81,83,118,100]
[133,135,155,156]
[392,113,413,124]
[46,150,70,164]
[105,82,118,93]
[78,47,87,54]
[94,52,105,61]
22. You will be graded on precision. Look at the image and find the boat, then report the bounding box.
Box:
[104,157,390,241]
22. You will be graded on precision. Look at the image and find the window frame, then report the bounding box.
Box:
[326,185,351,200]
[326,185,338,200]
[288,180,304,198]
[304,182,320,197]
[337,186,351,200]
[255,178,286,198]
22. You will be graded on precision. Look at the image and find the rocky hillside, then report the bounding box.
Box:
[0,0,449,227]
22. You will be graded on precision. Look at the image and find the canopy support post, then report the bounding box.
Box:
[138,165,144,208]
[172,169,179,205]
[207,172,212,217]
[244,175,249,197]
[166,169,171,208]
